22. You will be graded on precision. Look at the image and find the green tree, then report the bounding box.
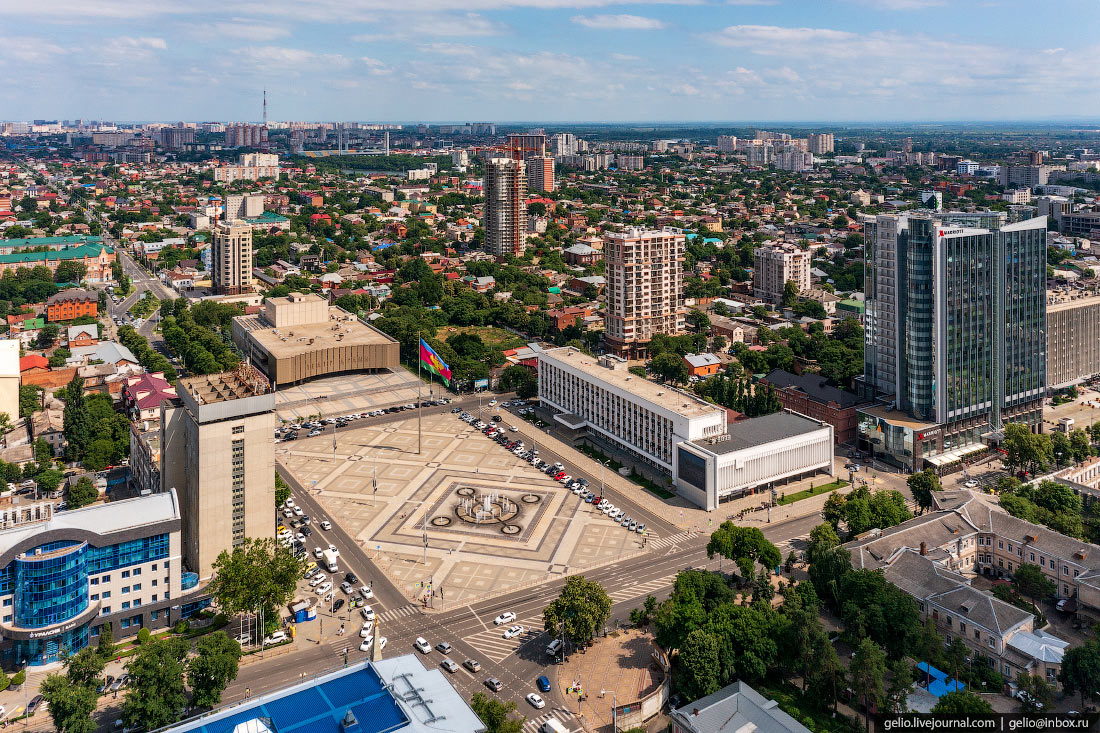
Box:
[931,691,993,714]
[499,365,538,398]
[123,636,190,730]
[650,352,689,384]
[274,472,291,507]
[706,522,782,581]
[807,634,845,714]
[1059,639,1100,709]
[19,384,43,419]
[97,621,114,659]
[65,647,106,688]
[469,692,525,733]
[188,631,243,708]
[1016,672,1055,712]
[806,523,850,608]
[543,575,612,646]
[677,629,720,700]
[61,376,92,462]
[886,658,914,713]
[1012,563,1056,607]
[850,637,887,730]
[39,674,98,733]
[208,538,303,627]
[907,469,941,514]
[35,323,60,348]
[68,476,99,509]
[945,637,969,683]
[780,280,799,308]
[1002,422,1053,476]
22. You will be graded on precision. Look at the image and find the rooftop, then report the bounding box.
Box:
[235,308,396,359]
[540,347,723,420]
[692,411,828,455]
[178,364,270,405]
[0,243,112,265]
[670,680,810,733]
[160,657,485,733]
[763,369,866,409]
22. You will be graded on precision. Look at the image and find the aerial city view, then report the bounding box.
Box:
[4,1,1100,731]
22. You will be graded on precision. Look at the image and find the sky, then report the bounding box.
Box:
[2,0,1100,123]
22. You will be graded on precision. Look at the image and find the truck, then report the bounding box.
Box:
[540,720,569,733]
[322,549,339,573]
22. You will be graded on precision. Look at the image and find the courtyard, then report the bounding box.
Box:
[277,411,649,606]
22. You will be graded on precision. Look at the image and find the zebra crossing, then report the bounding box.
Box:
[463,615,545,663]
[523,709,581,733]
[607,573,678,604]
[378,604,421,622]
[645,530,697,550]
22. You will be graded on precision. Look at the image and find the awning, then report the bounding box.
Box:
[925,444,988,467]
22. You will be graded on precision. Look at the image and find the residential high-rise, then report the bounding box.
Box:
[223,194,264,221]
[807,133,834,155]
[160,365,275,580]
[999,164,1052,188]
[483,158,527,257]
[860,213,1048,472]
[551,132,578,157]
[506,132,546,158]
[527,155,555,192]
[211,219,254,295]
[717,135,738,153]
[1046,290,1100,389]
[225,123,268,148]
[604,227,686,357]
[616,154,644,171]
[753,242,811,304]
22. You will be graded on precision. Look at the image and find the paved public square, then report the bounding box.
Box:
[274,368,429,421]
[277,411,648,606]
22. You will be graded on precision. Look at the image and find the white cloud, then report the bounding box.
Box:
[352,12,507,41]
[233,45,351,72]
[571,13,666,29]
[0,36,68,64]
[210,20,290,41]
[852,0,945,8]
[726,0,779,5]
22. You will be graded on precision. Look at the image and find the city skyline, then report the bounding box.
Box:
[4,0,1100,122]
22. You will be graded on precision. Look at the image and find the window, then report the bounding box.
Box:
[102,606,111,614]
[132,584,141,592]
[91,594,99,601]
[1007,543,1013,552]
[960,623,967,633]
[1008,562,1013,571]
[122,601,130,610]
[101,591,110,599]
[1018,548,1022,557]
[122,570,130,579]
[1030,553,1035,562]
[152,564,157,571]
[987,637,994,648]
[90,578,99,586]
[919,602,925,612]
[103,575,110,582]
[133,599,141,608]
[232,425,245,434]
[151,611,159,621]
[121,586,129,594]
[152,594,157,602]
[121,618,131,629]
[2,599,9,607]
[974,629,980,640]
[999,541,1004,549]
[152,580,158,587]
[1064,566,1069,575]
[133,568,141,576]
[1040,557,1046,568]
[999,560,1004,568]
[1064,585,1070,595]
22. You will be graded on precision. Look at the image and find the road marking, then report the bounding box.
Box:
[377,604,420,622]
[470,605,490,632]
[524,708,581,733]
[646,530,698,550]
[463,615,545,663]
[607,573,679,604]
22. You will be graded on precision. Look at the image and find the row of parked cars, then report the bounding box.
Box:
[458,411,647,535]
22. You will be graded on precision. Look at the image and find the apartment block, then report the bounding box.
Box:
[161,366,275,580]
[807,133,834,155]
[716,135,738,154]
[526,155,555,192]
[211,220,253,295]
[483,158,527,257]
[604,227,686,357]
[753,242,810,305]
[1046,290,1100,388]
[223,194,265,221]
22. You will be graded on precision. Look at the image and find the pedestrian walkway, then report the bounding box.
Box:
[645,530,697,551]
[607,573,679,604]
[463,614,544,663]
[377,604,421,622]
[524,708,582,733]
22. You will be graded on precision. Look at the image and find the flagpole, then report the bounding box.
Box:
[417,332,422,455]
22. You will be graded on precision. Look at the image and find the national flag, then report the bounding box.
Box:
[419,338,452,383]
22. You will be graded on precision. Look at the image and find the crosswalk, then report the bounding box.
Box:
[608,573,678,604]
[464,615,545,663]
[646,529,697,550]
[378,604,421,622]
[524,709,581,733]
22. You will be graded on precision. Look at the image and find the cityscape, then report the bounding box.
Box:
[5,4,1100,733]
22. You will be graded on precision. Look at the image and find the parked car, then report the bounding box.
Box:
[414,637,431,654]
[463,659,482,673]
[441,658,459,673]
[263,631,288,646]
[435,641,453,654]
[494,611,517,625]
[485,677,503,692]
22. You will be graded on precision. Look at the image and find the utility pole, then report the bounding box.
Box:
[417,332,422,455]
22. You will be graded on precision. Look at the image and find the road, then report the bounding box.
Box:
[256,404,825,731]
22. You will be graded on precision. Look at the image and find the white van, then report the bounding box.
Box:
[545,638,563,656]
[541,720,569,733]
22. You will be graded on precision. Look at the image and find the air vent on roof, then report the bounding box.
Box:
[1076,550,1088,560]
[1025,534,1037,543]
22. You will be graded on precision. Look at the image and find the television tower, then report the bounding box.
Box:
[261,89,270,152]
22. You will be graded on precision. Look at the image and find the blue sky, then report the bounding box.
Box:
[2,0,1099,122]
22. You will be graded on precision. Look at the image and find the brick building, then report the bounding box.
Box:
[45,290,98,322]
[760,369,869,445]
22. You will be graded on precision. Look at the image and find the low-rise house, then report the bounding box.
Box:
[46,289,98,322]
[760,369,870,444]
[67,323,98,348]
[671,680,810,733]
[683,353,722,378]
[30,404,65,456]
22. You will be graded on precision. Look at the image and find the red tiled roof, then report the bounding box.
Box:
[19,355,48,372]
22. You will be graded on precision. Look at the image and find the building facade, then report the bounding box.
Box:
[716,135,738,154]
[807,133,834,155]
[604,228,686,358]
[861,214,1048,473]
[45,290,97,322]
[0,244,114,282]
[753,242,810,305]
[760,369,869,444]
[211,220,253,295]
[526,156,555,192]
[160,366,275,580]
[1046,291,1100,389]
[483,158,527,257]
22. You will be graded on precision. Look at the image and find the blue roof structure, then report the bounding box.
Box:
[163,656,485,733]
[927,679,965,698]
[917,662,947,681]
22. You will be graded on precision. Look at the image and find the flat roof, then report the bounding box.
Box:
[692,411,827,455]
[540,347,723,420]
[178,365,270,405]
[236,308,396,358]
[858,403,939,431]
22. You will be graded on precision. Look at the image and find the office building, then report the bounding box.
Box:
[224,123,267,149]
[538,348,832,510]
[716,135,737,153]
[604,227,686,358]
[483,158,527,257]
[753,242,810,305]
[1000,164,1052,188]
[223,194,264,221]
[807,133,834,155]
[920,190,943,210]
[860,214,1048,473]
[231,293,400,387]
[45,290,98,322]
[211,220,253,295]
[1046,291,1100,388]
[160,365,275,580]
[0,490,205,666]
[957,159,979,175]
[164,657,485,733]
[526,155,555,192]
[0,243,114,281]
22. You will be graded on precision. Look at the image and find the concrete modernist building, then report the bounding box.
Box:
[0,491,201,666]
[1046,290,1100,388]
[753,242,810,305]
[675,411,834,511]
[483,158,527,257]
[223,194,264,221]
[1000,164,1052,188]
[861,214,1048,473]
[161,365,275,580]
[231,293,399,387]
[807,133,834,155]
[211,219,253,295]
[538,348,832,510]
[604,228,686,358]
[526,155,555,192]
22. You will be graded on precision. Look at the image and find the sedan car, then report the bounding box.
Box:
[340,582,354,595]
[494,611,517,625]
[360,605,376,621]
[526,693,546,709]
[315,582,332,595]
[359,636,387,652]
[441,658,459,673]
[503,625,525,639]
[537,675,552,692]
[463,659,482,673]
[331,599,345,613]
[320,521,332,531]
[435,641,453,654]
[484,677,503,692]
[309,574,327,587]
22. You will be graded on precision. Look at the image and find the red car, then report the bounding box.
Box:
[554,471,566,480]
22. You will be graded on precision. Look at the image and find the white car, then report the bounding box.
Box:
[282,508,293,518]
[526,693,546,709]
[494,611,517,625]
[309,574,327,588]
[328,544,338,554]
[509,425,519,432]
[503,625,525,639]
[320,521,332,531]
[315,582,332,595]
[360,624,374,637]
[294,506,304,516]
[964,480,979,489]
[340,582,354,595]
[359,586,374,600]
[489,400,497,406]
[234,633,252,646]
[414,637,431,654]
[285,498,295,508]
[263,631,287,646]
[361,605,376,621]
[313,547,324,559]
[359,636,387,652]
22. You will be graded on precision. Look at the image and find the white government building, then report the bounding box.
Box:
[537,347,834,510]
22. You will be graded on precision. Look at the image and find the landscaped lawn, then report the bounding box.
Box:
[438,325,526,352]
[776,479,849,506]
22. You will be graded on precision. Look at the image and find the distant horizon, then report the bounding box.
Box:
[3,0,1099,121]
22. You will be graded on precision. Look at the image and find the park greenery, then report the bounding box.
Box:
[207,537,304,634]
[59,376,131,471]
[542,575,613,647]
